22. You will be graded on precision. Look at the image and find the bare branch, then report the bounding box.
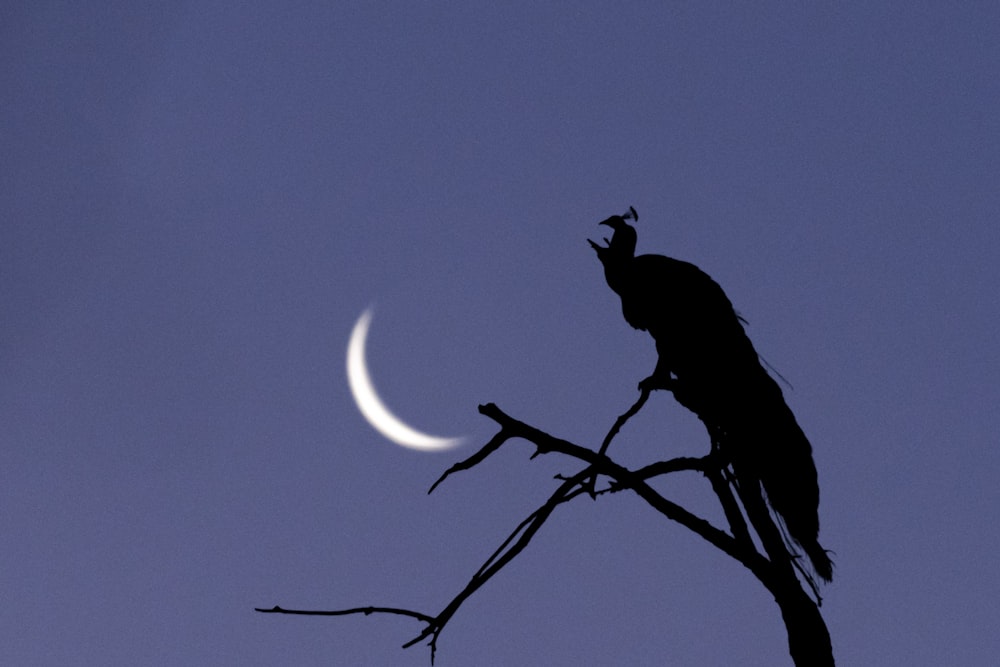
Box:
[465,403,767,577]
[473,475,589,581]
[253,605,434,624]
[598,385,652,456]
[630,456,710,480]
[258,400,808,663]
[428,428,509,494]
[255,461,597,662]
[430,402,609,494]
[582,385,653,497]
[402,467,594,652]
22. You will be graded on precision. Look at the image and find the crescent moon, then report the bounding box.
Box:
[346,308,464,451]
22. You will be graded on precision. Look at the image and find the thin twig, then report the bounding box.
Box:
[598,386,652,456]
[253,605,434,624]
[402,468,596,655]
[428,427,509,494]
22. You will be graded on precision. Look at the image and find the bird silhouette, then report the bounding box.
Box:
[589,208,832,582]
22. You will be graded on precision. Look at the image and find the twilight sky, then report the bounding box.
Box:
[3,3,999,665]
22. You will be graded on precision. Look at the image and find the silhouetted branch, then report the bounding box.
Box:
[401,467,595,656]
[259,398,828,665]
[253,604,434,624]
[629,456,709,480]
[598,384,652,456]
[435,402,769,584]
[472,471,592,581]
[427,427,508,494]
[255,462,597,663]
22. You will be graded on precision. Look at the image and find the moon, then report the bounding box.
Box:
[346,307,464,451]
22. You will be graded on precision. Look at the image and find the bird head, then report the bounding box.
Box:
[588,206,638,259]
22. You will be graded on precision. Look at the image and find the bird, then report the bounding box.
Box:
[589,208,833,582]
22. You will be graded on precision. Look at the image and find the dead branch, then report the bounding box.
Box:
[253,604,433,624]
[258,400,776,661]
[257,395,829,665]
[598,384,652,456]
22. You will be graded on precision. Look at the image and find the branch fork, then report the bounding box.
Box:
[257,388,831,665]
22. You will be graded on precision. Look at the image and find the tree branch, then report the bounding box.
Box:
[257,400,813,663]
[598,385,652,457]
[401,468,595,656]
[434,402,769,581]
[253,604,434,624]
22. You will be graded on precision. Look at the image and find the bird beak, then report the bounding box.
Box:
[590,216,621,250]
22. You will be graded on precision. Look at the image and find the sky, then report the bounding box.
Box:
[3,2,999,665]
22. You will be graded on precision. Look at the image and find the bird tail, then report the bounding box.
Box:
[738,367,833,583]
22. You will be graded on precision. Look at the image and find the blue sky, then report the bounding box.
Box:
[3,3,999,664]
